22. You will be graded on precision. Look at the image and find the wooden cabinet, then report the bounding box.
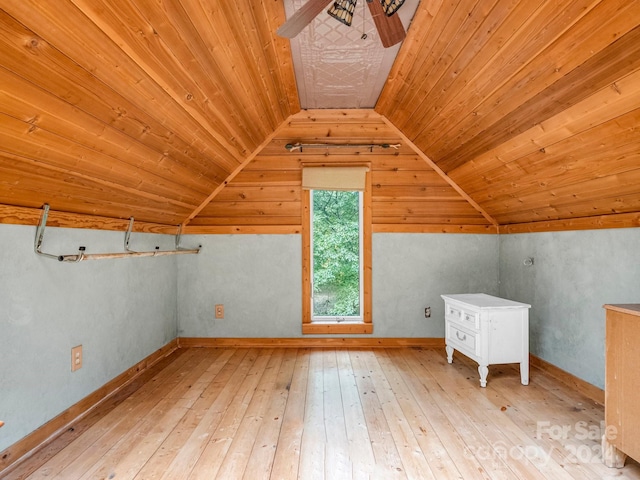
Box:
[442,293,530,387]
[602,304,640,468]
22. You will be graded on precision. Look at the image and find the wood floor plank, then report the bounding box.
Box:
[322,349,352,479]
[214,349,286,479]
[270,349,310,480]
[361,349,437,480]
[297,349,326,480]
[393,348,495,480]
[131,348,242,479]
[7,347,640,480]
[157,348,256,480]
[416,352,552,480]
[377,349,463,480]
[335,349,376,480]
[242,348,298,480]
[188,349,274,479]
[400,348,519,480]
[348,349,405,479]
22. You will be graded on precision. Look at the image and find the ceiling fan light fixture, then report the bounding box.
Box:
[327,0,357,26]
[380,0,405,16]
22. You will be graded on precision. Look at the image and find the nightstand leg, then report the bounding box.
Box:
[478,365,488,387]
[445,345,453,364]
[520,360,529,385]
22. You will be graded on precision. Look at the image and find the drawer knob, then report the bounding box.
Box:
[456,331,467,341]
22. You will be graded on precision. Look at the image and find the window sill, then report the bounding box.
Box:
[302,322,373,335]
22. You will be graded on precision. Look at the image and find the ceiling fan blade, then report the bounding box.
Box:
[366,0,406,48]
[277,0,334,38]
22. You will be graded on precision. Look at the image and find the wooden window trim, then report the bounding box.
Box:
[302,170,372,334]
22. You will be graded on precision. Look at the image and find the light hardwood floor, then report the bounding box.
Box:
[4,347,640,479]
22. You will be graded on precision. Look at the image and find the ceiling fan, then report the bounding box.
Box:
[277,0,406,48]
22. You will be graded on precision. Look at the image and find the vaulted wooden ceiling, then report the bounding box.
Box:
[1,0,639,234]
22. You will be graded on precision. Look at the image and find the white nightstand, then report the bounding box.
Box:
[441,293,530,387]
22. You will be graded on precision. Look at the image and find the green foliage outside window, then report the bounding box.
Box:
[312,190,361,317]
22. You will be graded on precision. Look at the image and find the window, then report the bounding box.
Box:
[302,167,372,334]
[311,190,363,320]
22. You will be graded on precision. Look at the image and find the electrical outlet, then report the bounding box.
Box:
[215,304,224,319]
[71,345,83,371]
[424,307,431,318]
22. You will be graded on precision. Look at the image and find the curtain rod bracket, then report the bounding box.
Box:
[34,204,201,262]
[34,204,60,261]
[124,217,137,253]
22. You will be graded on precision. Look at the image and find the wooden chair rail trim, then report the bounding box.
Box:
[0,340,179,476]
[3,204,639,235]
[373,224,498,234]
[498,212,640,234]
[0,204,180,234]
[182,225,302,235]
[530,354,604,405]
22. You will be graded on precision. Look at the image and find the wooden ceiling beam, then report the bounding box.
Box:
[381,115,499,228]
[499,212,640,234]
[181,115,296,228]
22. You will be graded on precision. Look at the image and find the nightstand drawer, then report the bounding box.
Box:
[445,304,479,330]
[445,303,463,322]
[446,323,477,354]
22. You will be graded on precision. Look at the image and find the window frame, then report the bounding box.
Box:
[302,167,372,334]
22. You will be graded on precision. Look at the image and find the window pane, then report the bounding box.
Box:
[312,190,361,318]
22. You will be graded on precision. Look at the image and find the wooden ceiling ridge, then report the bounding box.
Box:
[379,116,499,228]
[181,114,296,229]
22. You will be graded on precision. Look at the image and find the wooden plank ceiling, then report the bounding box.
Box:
[0,0,639,234]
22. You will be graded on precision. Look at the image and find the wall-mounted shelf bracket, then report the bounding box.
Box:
[35,204,201,262]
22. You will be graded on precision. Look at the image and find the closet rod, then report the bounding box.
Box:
[35,204,200,262]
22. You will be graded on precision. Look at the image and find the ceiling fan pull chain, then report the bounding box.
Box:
[361,0,367,39]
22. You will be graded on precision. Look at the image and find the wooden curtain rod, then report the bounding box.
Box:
[285,142,401,152]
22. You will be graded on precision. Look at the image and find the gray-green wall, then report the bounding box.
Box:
[177,233,500,338]
[0,224,178,452]
[2,223,639,454]
[499,228,640,389]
